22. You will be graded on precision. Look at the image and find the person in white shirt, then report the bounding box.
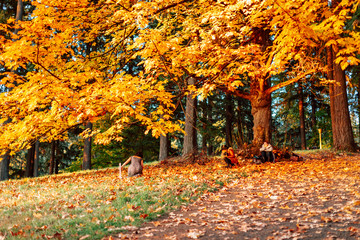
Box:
[260,142,274,163]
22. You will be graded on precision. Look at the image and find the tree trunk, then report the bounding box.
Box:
[250,92,272,148]
[310,82,317,143]
[236,98,246,147]
[0,0,24,181]
[328,46,356,151]
[33,141,40,177]
[55,140,60,174]
[250,27,272,149]
[358,81,360,143]
[225,94,234,147]
[49,141,56,174]
[0,151,10,181]
[207,98,214,155]
[298,82,306,150]
[25,144,35,178]
[83,122,92,170]
[183,77,197,155]
[14,0,24,33]
[159,134,169,161]
[0,118,11,181]
[200,100,208,154]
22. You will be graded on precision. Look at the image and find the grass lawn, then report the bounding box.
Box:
[0,157,247,240]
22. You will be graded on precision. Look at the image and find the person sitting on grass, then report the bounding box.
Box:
[121,151,144,177]
[260,141,275,163]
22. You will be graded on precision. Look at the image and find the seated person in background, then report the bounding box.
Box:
[227,147,239,166]
[121,151,144,177]
[260,142,274,163]
[221,145,234,168]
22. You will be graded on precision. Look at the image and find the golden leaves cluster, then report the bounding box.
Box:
[0,0,182,153]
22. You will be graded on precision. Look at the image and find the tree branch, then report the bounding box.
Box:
[154,0,193,14]
[265,69,318,95]
[217,85,251,100]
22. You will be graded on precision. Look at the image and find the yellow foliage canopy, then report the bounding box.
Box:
[1,0,360,153]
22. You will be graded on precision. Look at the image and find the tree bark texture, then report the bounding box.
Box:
[225,94,234,147]
[49,141,56,174]
[82,122,92,170]
[183,77,197,156]
[159,134,169,161]
[235,98,244,147]
[0,152,10,181]
[251,93,272,148]
[328,46,356,151]
[25,144,35,177]
[33,141,40,177]
[358,81,360,141]
[0,0,24,181]
[200,99,208,154]
[310,82,317,140]
[298,83,306,150]
[250,27,272,149]
[206,98,214,155]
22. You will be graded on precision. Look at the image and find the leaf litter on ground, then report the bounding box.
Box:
[1,151,360,240]
[107,151,360,240]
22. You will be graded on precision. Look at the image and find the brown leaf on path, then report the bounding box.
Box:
[152,221,161,227]
[187,229,205,239]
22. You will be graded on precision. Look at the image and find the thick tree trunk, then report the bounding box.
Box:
[33,141,40,177]
[82,122,92,170]
[225,94,234,147]
[49,141,56,174]
[328,46,356,151]
[250,27,272,149]
[298,83,306,150]
[251,92,272,148]
[332,63,356,151]
[183,77,197,155]
[159,134,169,161]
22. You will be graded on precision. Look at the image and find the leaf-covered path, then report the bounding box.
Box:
[111,153,360,239]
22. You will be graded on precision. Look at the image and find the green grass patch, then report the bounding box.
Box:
[0,159,244,239]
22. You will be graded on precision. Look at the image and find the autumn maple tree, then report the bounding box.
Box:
[124,0,360,150]
[0,0,181,156]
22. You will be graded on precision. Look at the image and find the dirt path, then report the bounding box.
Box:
[109,155,360,240]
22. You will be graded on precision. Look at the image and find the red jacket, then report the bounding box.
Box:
[227,148,238,164]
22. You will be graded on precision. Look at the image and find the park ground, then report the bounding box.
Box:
[108,150,360,240]
[1,150,360,240]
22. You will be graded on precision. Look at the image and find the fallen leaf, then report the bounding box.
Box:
[187,229,205,239]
